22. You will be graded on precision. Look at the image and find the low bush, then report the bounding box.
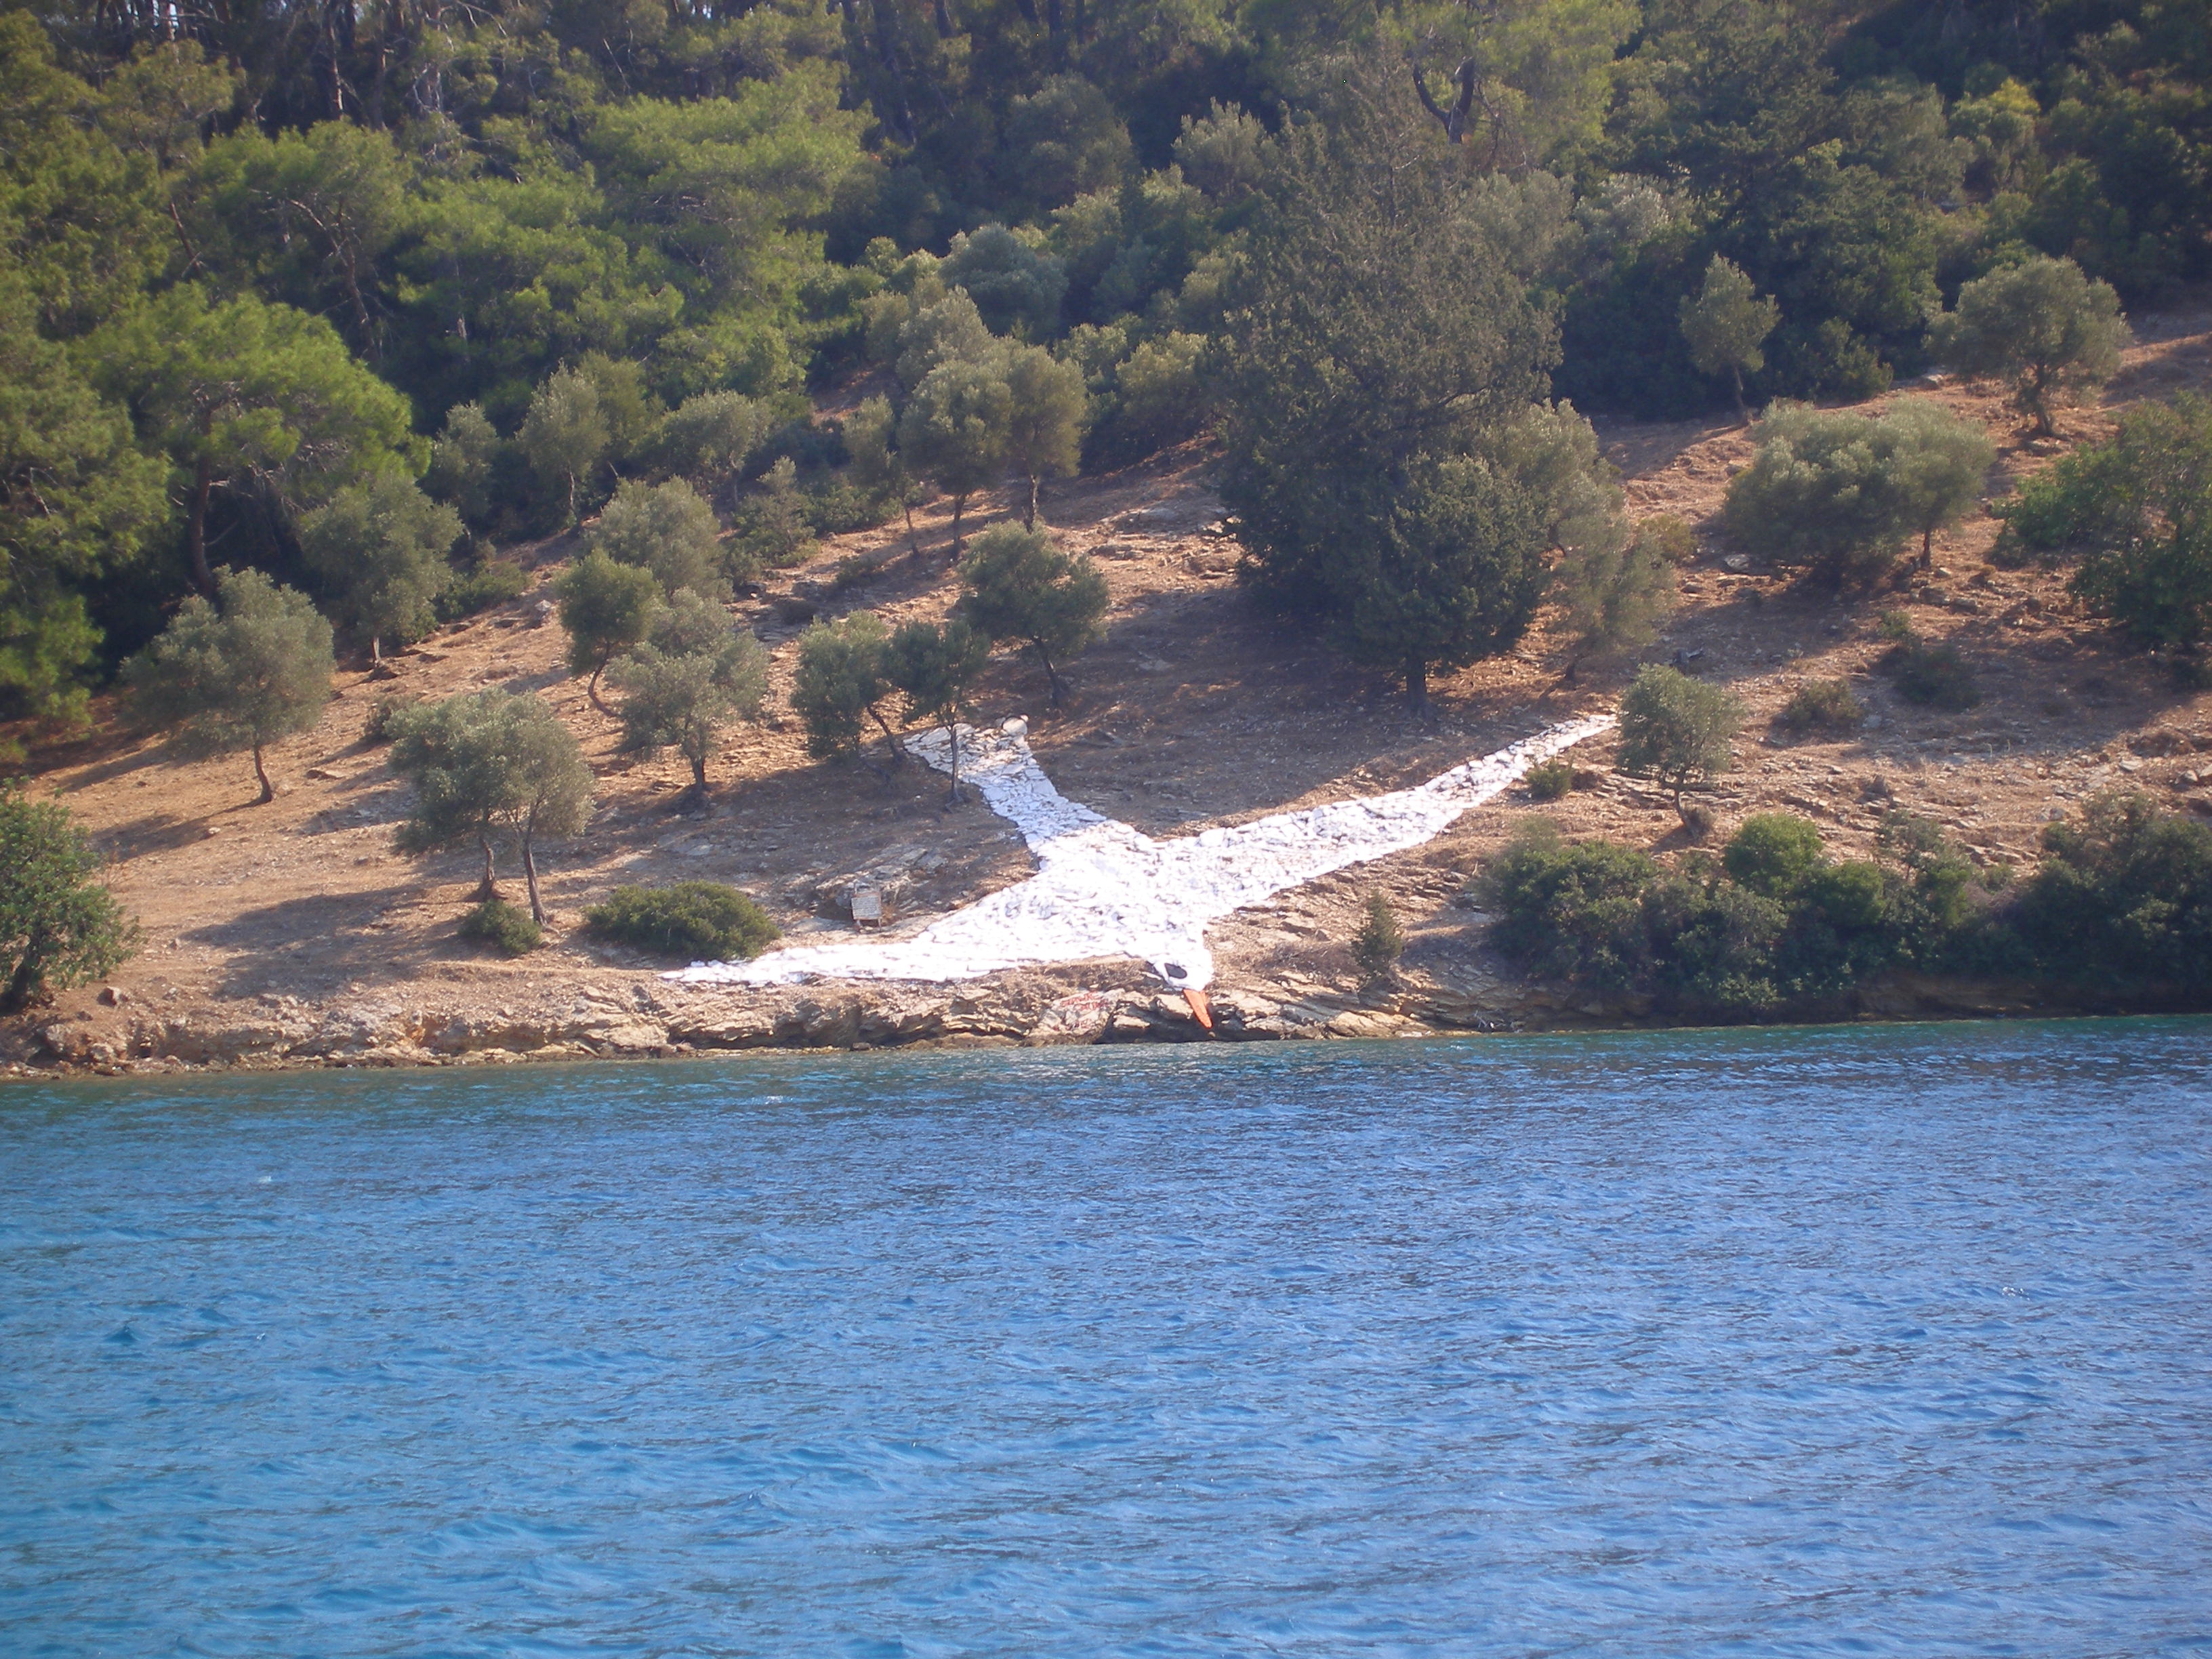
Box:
[1875,609,1917,642]
[1779,678,1865,733]
[829,550,895,595]
[363,691,422,744]
[1884,641,1982,710]
[2012,792,2212,992]
[1478,812,1990,1016]
[436,557,531,623]
[1525,758,1576,800]
[1353,893,1404,988]
[587,882,779,961]
[459,898,541,956]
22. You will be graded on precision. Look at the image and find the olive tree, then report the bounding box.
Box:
[886,618,991,802]
[1883,400,1996,569]
[592,477,726,598]
[298,473,461,661]
[518,364,610,523]
[611,600,769,798]
[1558,518,1678,681]
[390,689,594,923]
[1933,255,2129,437]
[1002,344,1088,529]
[651,390,770,488]
[1616,663,1744,825]
[1725,401,1995,584]
[792,611,903,763]
[1678,255,1780,424]
[555,549,662,711]
[0,782,138,1013]
[1723,404,1908,586]
[125,567,334,804]
[844,395,924,554]
[957,523,1108,704]
[899,354,1012,555]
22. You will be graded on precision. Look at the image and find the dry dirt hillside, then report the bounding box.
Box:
[9,294,2212,1074]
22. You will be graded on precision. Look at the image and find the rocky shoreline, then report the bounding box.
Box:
[6,966,2177,1082]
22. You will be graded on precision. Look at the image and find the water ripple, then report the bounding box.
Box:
[2,1020,2209,1656]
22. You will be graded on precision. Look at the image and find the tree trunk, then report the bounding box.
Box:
[949,493,966,559]
[903,499,920,558]
[2028,364,2055,436]
[1405,659,1429,715]
[587,657,612,714]
[869,703,905,765]
[371,634,382,665]
[1731,366,1748,426]
[188,455,216,596]
[1036,641,1062,705]
[476,832,497,901]
[1921,526,1936,569]
[691,750,709,793]
[0,953,39,1015]
[251,743,274,804]
[1025,472,1040,529]
[522,833,545,924]
[946,720,962,804]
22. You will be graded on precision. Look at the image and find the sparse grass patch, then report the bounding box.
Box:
[587,882,779,961]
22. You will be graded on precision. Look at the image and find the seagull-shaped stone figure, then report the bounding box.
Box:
[670,712,1616,992]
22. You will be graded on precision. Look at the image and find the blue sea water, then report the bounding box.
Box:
[3,1020,2210,1658]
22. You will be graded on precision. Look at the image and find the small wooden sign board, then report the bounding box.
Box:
[850,885,885,927]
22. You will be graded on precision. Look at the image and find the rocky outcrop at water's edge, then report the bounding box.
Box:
[5,968,2164,1080]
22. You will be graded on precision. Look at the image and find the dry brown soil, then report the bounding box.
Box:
[9,293,2212,1073]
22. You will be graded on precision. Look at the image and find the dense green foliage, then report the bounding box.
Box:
[587,882,778,962]
[1483,792,2212,1015]
[388,689,594,922]
[123,566,334,802]
[1999,396,2212,651]
[2,0,2200,730]
[1481,811,1983,1014]
[2013,792,2212,994]
[0,781,138,1012]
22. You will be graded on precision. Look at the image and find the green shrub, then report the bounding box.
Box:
[1353,893,1404,988]
[828,550,895,594]
[1478,813,1989,1016]
[1525,758,1576,800]
[1884,642,1982,710]
[2013,792,2212,991]
[459,898,541,956]
[1875,609,1917,642]
[0,781,139,1012]
[436,557,531,622]
[363,691,422,744]
[1779,678,1864,732]
[587,882,779,961]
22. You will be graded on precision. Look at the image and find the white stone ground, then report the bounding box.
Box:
[670,712,1616,991]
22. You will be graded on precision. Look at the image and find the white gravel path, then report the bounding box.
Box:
[670,712,1616,991]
